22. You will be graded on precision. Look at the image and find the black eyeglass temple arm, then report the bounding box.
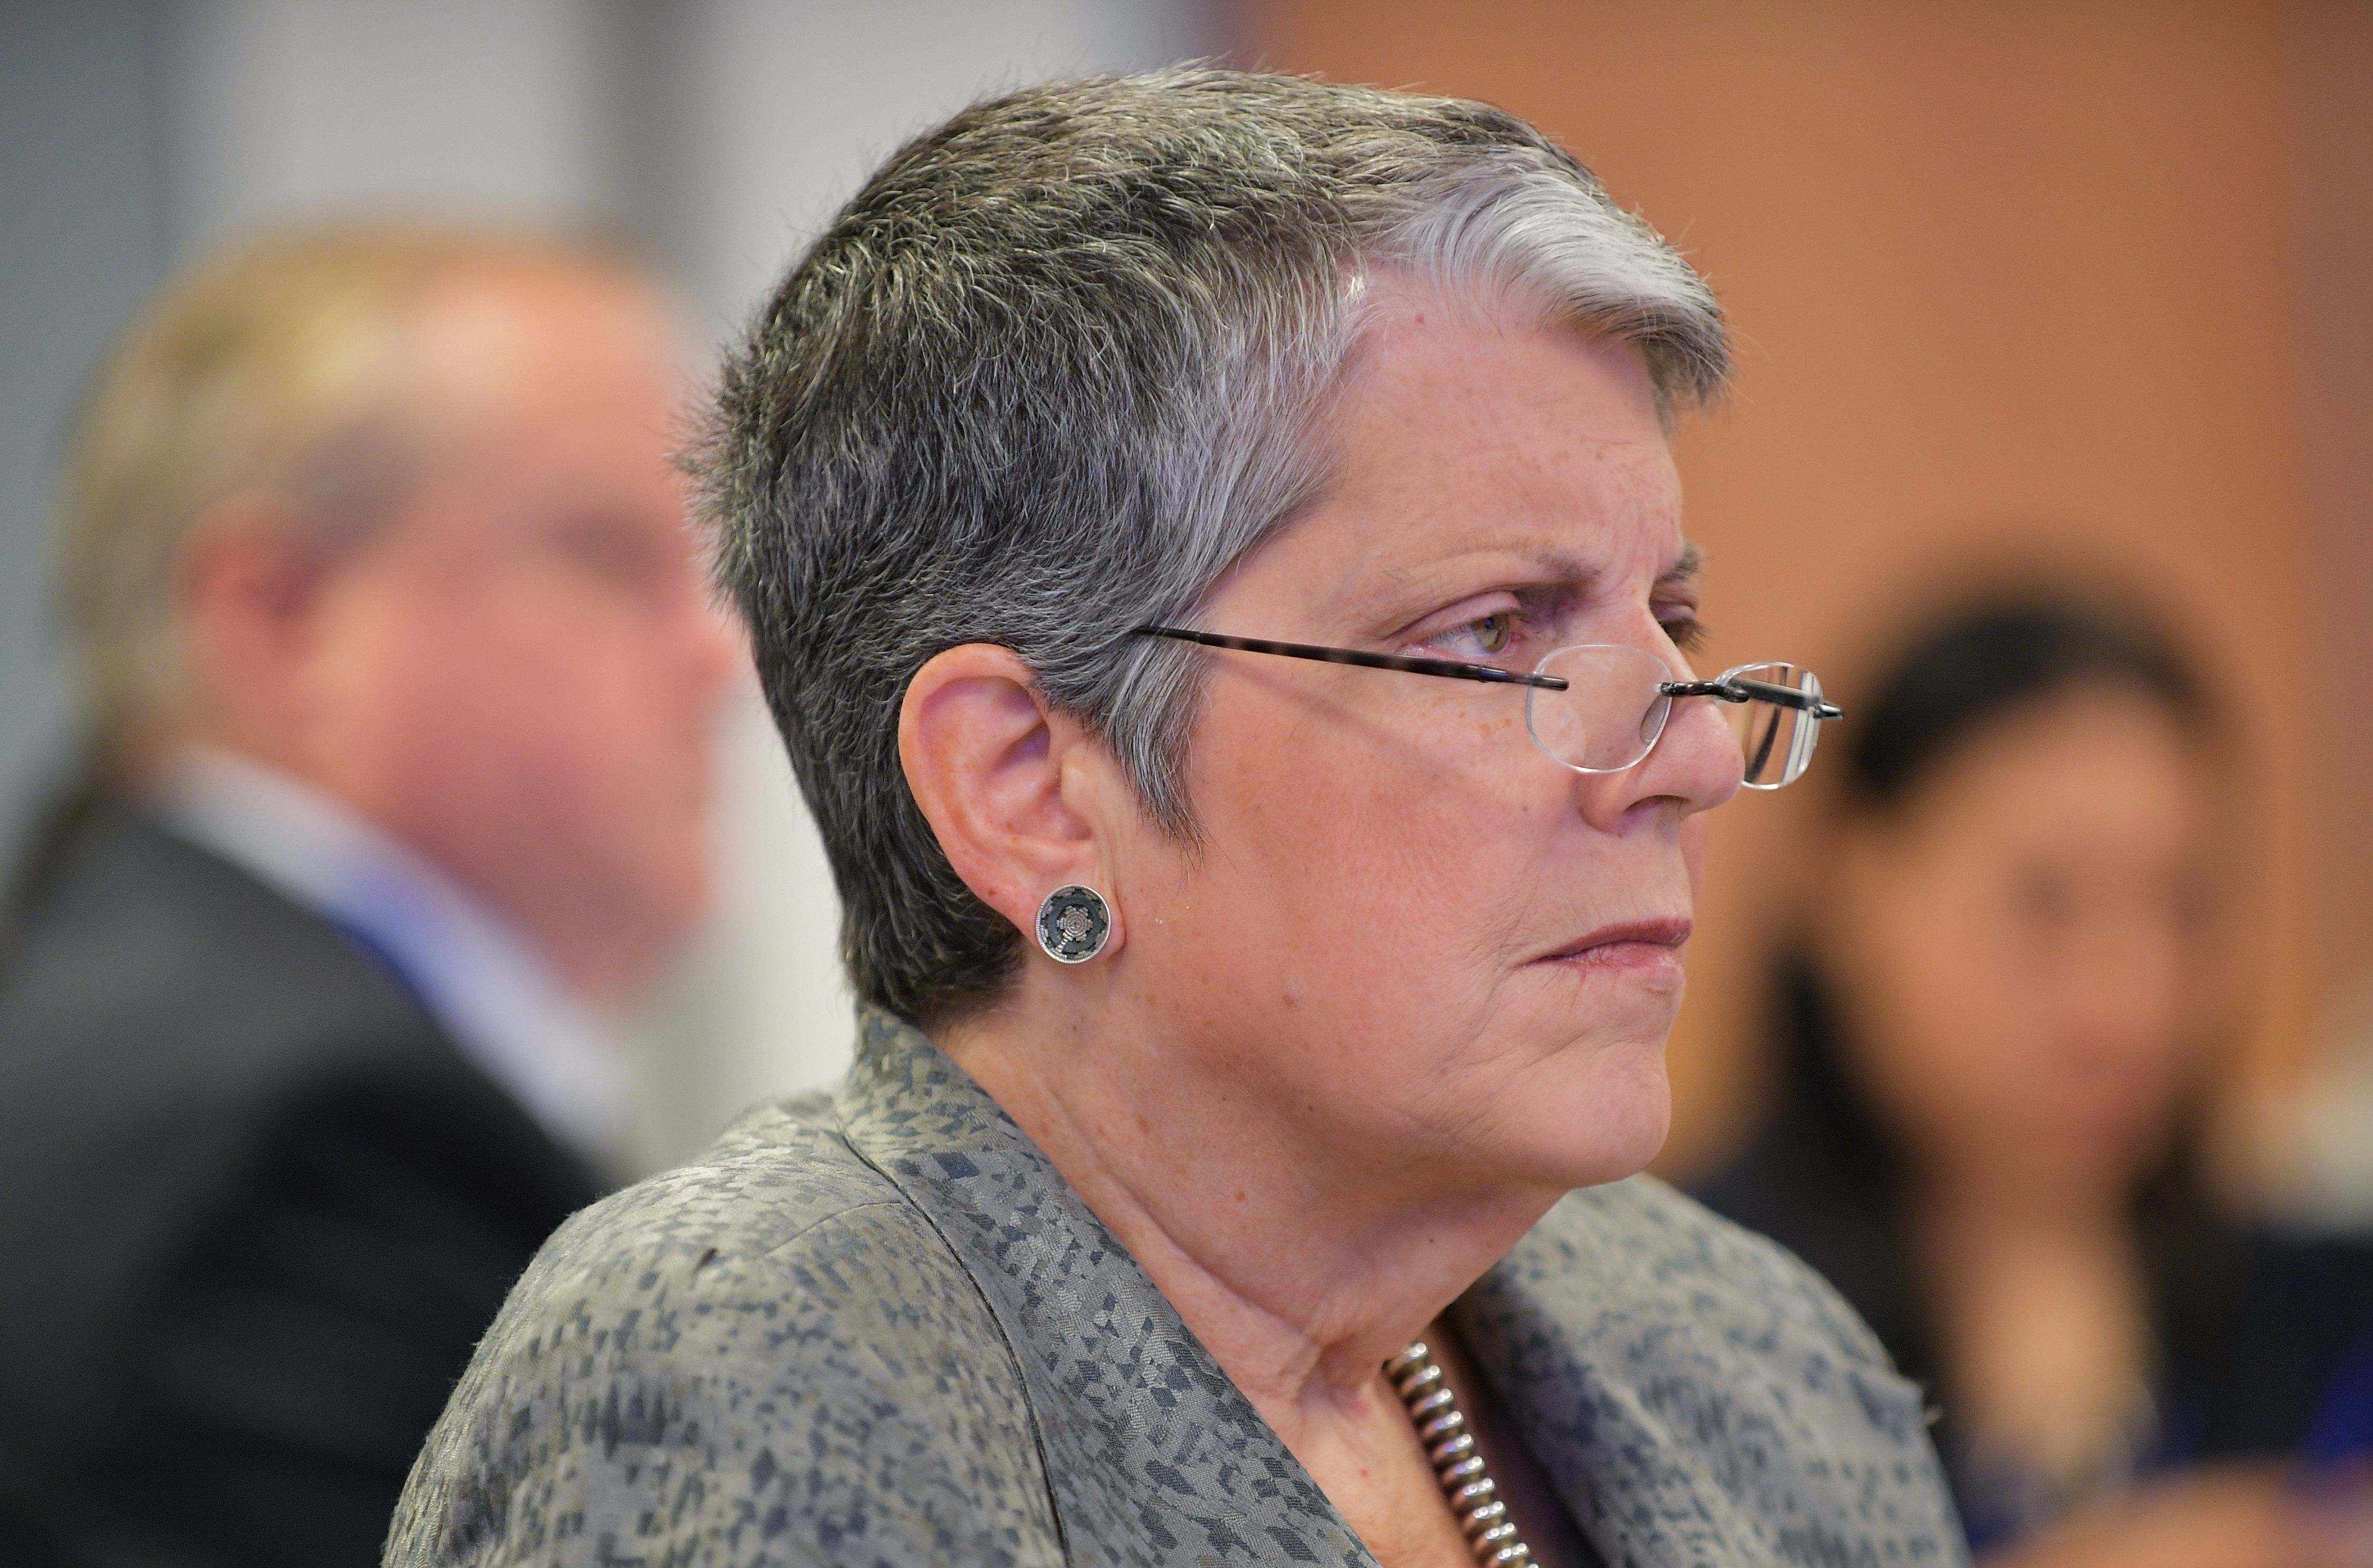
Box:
[1129,625,1570,690]
[1131,626,1843,719]
[1664,675,1844,722]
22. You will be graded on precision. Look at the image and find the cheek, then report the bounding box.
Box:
[1186,693,1547,1005]
[1130,686,1686,1184]
[1139,685,1623,1134]
[1848,865,2039,1126]
[315,586,710,860]
[478,627,714,863]
[303,586,469,788]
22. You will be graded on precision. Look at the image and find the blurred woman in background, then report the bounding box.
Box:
[1697,592,2373,1568]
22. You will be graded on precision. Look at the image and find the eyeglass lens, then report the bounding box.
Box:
[1522,647,1825,788]
[1720,663,1824,790]
[1525,644,1676,774]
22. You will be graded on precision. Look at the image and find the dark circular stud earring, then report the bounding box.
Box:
[1035,884,1112,964]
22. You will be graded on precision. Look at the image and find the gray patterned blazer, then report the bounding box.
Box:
[388,1009,1965,1566]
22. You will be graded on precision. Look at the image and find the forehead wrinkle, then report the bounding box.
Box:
[1334,540,1601,629]
[1371,537,1608,592]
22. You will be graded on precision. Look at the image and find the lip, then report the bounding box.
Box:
[1533,917,1694,971]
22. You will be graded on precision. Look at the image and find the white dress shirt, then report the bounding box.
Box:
[156,746,628,1170]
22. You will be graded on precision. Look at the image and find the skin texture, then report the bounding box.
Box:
[171,263,740,998]
[1817,691,2372,1568]
[905,287,1745,1566]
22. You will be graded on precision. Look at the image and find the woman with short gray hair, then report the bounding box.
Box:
[391,69,1962,1567]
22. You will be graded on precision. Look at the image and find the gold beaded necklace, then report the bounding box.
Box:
[1385,1342,1535,1566]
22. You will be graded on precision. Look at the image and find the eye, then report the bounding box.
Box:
[1427,609,1517,660]
[1657,610,1709,655]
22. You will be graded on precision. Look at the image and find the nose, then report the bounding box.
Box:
[2058,913,2188,1071]
[1578,683,1743,828]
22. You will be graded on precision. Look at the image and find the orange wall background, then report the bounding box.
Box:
[1237,1,2373,1184]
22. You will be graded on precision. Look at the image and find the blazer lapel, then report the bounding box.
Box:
[834,1008,1378,1567]
[1454,1182,1947,1568]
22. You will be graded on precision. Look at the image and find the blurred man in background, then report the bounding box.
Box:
[0,227,737,1565]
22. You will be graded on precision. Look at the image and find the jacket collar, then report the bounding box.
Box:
[832,1007,1377,1567]
[1454,1206,1753,1565]
[1455,1181,1954,1567]
[828,1009,1942,1568]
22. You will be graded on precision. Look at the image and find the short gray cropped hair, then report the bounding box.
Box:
[696,68,1730,1026]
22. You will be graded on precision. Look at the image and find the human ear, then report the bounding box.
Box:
[175,499,340,743]
[898,643,1124,956]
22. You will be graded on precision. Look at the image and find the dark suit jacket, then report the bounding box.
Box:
[0,808,603,1567]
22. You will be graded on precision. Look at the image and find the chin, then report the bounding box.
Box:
[1507,1035,1673,1191]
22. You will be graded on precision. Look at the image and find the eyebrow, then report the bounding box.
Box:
[1364,536,1704,633]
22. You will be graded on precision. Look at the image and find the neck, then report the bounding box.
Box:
[938,986,1560,1443]
[159,726,647,1001]
[1918,1157,2130,1239]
